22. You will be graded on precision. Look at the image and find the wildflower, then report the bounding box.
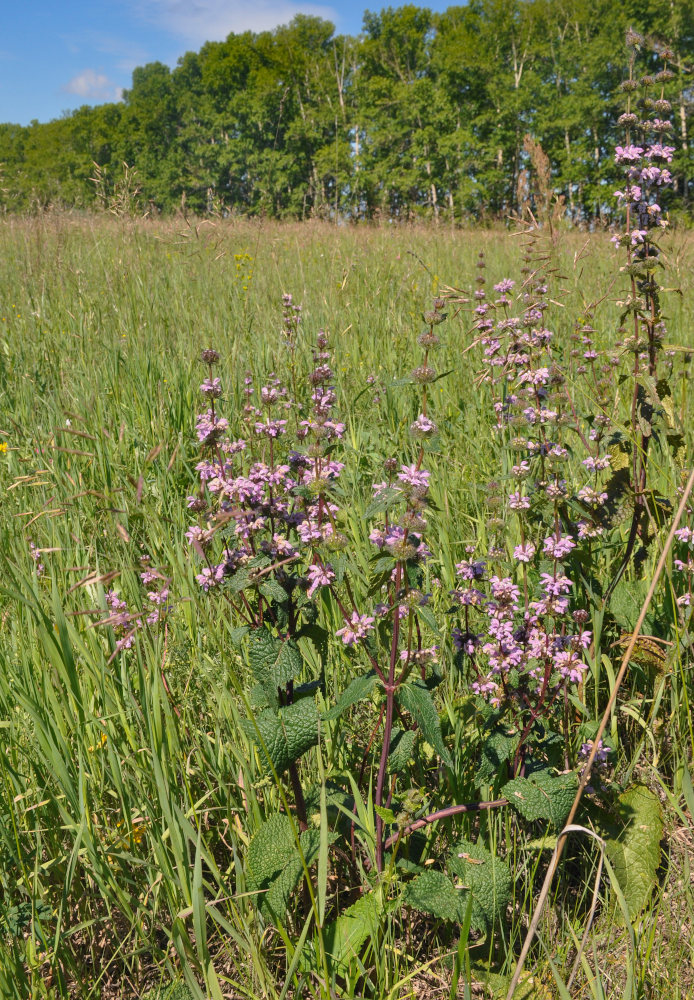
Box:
[306,563,335,597]
[644,143,675,162]
[397,464,431,489]
[614,144,644,163]
[410,413,438,438]
[513,542,536,563]
[200,377,222,397]
[580,739,610,765]
[336,612,375,645]
[543,533,575,560]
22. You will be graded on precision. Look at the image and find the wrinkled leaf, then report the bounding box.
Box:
[397,680,452,767]
[502,769,578,827]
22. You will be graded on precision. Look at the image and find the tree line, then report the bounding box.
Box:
[1,0,693,223]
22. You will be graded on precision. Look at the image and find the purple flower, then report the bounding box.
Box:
[645,143,675,162]
[336,612,375,645]
[513,542,536,563]
[455,559,486,581]
[200,377,222,398]
[508,491,530,510]
[615,144,644,163]
[410,413,438,437]
[185,525,204,545]
[543,533,575,560]
[306,563,335,597]
[580,739,610,765]
[582,455,611,471]
[397,464,431,489]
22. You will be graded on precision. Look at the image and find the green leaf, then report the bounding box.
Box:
[247,699,320,775]
[475,727,519,786]
[228,625,249,648]
[247,627,303,690]
[502,770,578,827]
[374,804,397,823]
[247,814,295,888]
[404,869,468,922]
[260,578,288,604]
[365,488,402,519]
[320,892,383,974]
[247,816,327,922]
[656,378,675,428]
[388,727,417,772]
[415,603,440,636]
[448,838,512,933]
[323,670,378,721]
[605,785,663,920]
[397,680,452,767]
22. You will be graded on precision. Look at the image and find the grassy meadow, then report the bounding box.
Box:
[1,213,694,999]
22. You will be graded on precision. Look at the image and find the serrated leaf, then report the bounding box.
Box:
[247,628,303,689]
[248,699,320,775]
[323,671,378,721]
[228,625,249,648]
[259,578,288,604]
[247,814,295,889]
[605,785,663,920]
[388,727,417,772]
[320,892,383,973]
[370,555,397,574]
[448,837,512,933]
[404,869,468,922]
[655,378,675,428]
[397,680,452,767]
[228,569,252,593]
[475,727,519,786]
[666,432,686,466]
[374,805,397,823]
[415,603,440,636]
[365,488,402,519]
[502,769,578,827]
[247,817,329,922]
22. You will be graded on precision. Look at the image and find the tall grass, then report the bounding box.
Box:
[0,213,693,998]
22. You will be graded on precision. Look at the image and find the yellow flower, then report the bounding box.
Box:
[0,442,7,454]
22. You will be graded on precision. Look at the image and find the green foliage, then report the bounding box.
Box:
[320,892,383,974]
[404,869,468,922]
[404,837,512,933]
[246,814,329,922]
[475,724,520,786]
[388,727,417,772]
[143,984,193,1000]
[605,785,664,920]
[1,3,691,220]
[323,670,378,720]
[244,699,320,775]
[0,216,691,998]
[502,770,579,827]
[246,626,304,704]
[448,838,513,933]
[396,680,453,767]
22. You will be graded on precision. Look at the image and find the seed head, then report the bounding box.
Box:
[201,349,220,365]
[412,365,437,385]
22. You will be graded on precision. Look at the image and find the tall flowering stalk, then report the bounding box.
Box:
[369,296,447,869]
[451,33,680,775]
[607,32,676,598]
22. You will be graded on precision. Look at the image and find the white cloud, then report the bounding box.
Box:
[63,69,121,101]
[133,0,337,46]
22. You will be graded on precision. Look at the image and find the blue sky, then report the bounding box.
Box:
[1,0,452,126]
